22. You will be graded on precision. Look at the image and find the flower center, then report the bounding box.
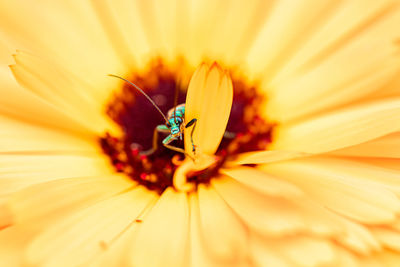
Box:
[100,60,272,194]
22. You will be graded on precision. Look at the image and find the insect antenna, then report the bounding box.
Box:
[173,81,179,123]
[108,74,169,124]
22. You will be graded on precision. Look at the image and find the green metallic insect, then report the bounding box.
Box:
[109,74,197,159]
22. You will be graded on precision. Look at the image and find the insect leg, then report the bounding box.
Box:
[140,124,170,156]
[162,135,194,161]
[185,118,197,154]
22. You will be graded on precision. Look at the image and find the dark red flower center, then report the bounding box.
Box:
[100,60,272,194]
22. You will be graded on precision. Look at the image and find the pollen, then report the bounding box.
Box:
[100,60,273,194]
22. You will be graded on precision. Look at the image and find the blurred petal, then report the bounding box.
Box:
[127,188,189,267]
[0,65,91,135]
[230,150,310,165]
[89,194,158,267]
[331,132,400,158]
[0,115,99,153]
[10,51,119,135]
[377,250,400,267]
[90,0,149,69]
[270,99,400,154]
[26,187,156,267]
[370,227,400,251]
[7,176,133,232]
[0,1,123,84]
[197,185,248,264]
[0,204,13,230]
[221,166,303,197]
[0,226,33,266]
[247,0,342,79]
[335,218,381,254]
[251,239,291,267]
[188,193,220,267]
[358,157,400,171]
[212,175,343,236]
[250,233,335,267]
[0,154,116,196]
[261,156,400,223]
[248,0,400,122]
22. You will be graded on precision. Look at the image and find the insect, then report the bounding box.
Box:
[108,74,197,160]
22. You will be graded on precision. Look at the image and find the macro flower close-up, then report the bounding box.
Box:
[1,0,400,266]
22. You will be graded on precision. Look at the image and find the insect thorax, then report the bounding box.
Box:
[167,103,185,119]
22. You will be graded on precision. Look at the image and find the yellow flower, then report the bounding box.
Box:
[1,1,400,267]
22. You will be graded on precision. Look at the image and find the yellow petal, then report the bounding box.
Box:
[197,185,248,264]
[188,192,220,267]
[90,223,137,267]
[261,156,400,223]
[362,72,400,101]
[0,38,87,133]
[137,0,178,61]
[251,248,290,267]
[0,114,99,153]
[128,188,189,267]
[267,57,400,123]
[270,1,400,87]
[183,0,273,66]
[212,175,342,236]
[229,150,310,165]
[248,1,400,122]
[173,154,217,191]
[90,0,149,69]
[212,175,303,235]
[278,236,335,266]
[10,51,119,135]
[0,65,90,135]
[370,227,400,251]
[359,158,400,171]
[250,233,335,267]
[0,226,33,266]
[250,235,291,267]
[334,218,381,254]
[0,33,15,64]
[8,176,133,232]
[277,156,400,196]
[270,98,400,154]
[221,166,303,198]
[0,154,116,196]
[90,193,158,267]
[0,204,13,230]
[26,187,156,267]
[331,132,400,158]
[377,250,400,267]
[184,62,233,156]
[0,1,123,84]
[247,0,342,79]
